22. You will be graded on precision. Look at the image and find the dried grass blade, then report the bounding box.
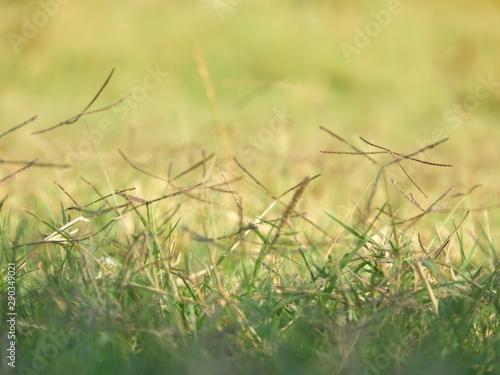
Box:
[0,159,70,168]
[0,159,37,185]
[359,136,392,152]
[271,176,310,244]
[366,139,452,213]
[433,211,469,260]
[194,44,231,158]
[451,184,482,198]
[320,126,378,164]
[222,174,247,245]
[361,136,452,167]
[396,184,457,225]
[172,153,215,181]
[54,181,80,207]
[278,174,320,198]
[79,95,129,116]
[83,187,137,208]
[417,233,429,256]
[118,149,168,182]
[234,158,275,199]
[143,182,204,205]
[234,75,286,108]
[390,139,452,167]
[32,69,123,135]
[33,95,128,135]
[116,191,148,203]
[79,68,116,114]
[319,151,387,155]
[414,261,439,316]
[390,178,425,211]
[429,184,455,210]
[0,115,38,139]
[395,162,428,198]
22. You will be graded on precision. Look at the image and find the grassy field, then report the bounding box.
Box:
[1,1,499,374]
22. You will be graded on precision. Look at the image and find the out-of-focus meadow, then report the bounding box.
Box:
[2,1,500,213]
[2,2,500,374]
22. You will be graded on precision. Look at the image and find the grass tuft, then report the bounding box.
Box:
[2,122,499,375]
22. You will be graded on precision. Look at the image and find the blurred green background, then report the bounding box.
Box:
[2,4,500,373]
[1,0,500,230]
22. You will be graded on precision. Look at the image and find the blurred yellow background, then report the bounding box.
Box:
[1,0,499,237]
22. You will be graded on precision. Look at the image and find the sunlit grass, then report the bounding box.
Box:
[1,1,500,374]
[1,111,498,373]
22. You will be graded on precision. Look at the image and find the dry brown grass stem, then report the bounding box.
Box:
[0,115,38,139]
[319,126,453,213]
[118,149,169,182]
[194,44,231,159]
[116,190,148,203]
[234,158,332,239]
[413,261,439,316]
[0,159,37,185]
[396,184,456,226]
[366,139,452,213]
[234,75,286,108]
[119,149,216,184]
[359,136,452,168]
[427,211,470,260]
[0,159,69,168]
[319,126,378,164]
[271,176,311,245]
[32,68,129,135]
[233,157,275,199]
[391,179,425,211]
[0,116,69,184]
[54,181,80,207]
[171,153,216,182]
